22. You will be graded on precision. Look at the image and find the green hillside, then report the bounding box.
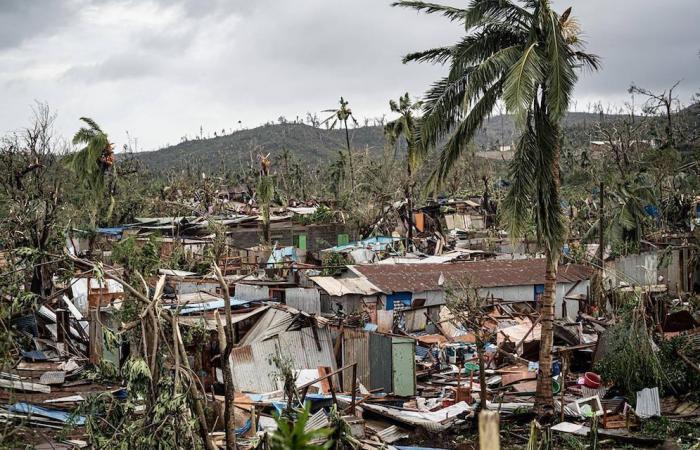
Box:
[132,112,619,172]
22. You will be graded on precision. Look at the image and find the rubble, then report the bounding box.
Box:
[3,197,699,449]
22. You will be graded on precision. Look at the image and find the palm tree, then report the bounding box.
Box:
[257,153,274,245]
[584,178,655,255]
[66,117,115,226]
[322,97,358,192]
[384,93,425,251]
[394,0,599,414]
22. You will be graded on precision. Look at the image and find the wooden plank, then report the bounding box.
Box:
[0,378,51,393]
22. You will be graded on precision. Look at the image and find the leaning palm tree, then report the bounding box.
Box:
[66,117,116,226]
[394,0,599,414]
[384,93,425,251]
[322,97,359,192]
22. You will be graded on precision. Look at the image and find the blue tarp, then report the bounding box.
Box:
[644,204,660,218]
[236,419,252,436]
[396,447,449,450]
[10,403,86,426]
[21,350,48,361]
[96,227,125,236]
[323,236,400,253]
[363,323,378,332]
[172,298,263,315]
[386,292,412,310]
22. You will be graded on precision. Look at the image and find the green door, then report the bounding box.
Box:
[391,337,416,396]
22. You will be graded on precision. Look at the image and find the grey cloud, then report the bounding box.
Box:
[0,0,77,49]
[62,53,161,83]
[1,0,699,150]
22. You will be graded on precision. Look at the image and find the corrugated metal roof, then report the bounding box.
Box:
[230,327,337,393]
[285,288,321,315]
[239,308,297,344]
[178,306,270,330]
[310,276,383,296]
[351,259,592,293]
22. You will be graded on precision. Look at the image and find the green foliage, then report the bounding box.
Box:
[66,118,111,193]
[594,306,665,396]
[84,360,119,383]
[77,358,201,449]
[656,336,700,398]
[641,416,700,446]
[182,319,208,347]
[292,205,337,225]
[65,117,117,225]
[111,236,161,277]
[385,92,425,174]
[270,404,333,450]
[320,252,352,276]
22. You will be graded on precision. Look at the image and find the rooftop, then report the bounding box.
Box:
[349,258,593,293]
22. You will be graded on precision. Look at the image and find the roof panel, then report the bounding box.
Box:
[351,259,592,293]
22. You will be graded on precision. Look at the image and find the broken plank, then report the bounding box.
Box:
[0,378,51,393]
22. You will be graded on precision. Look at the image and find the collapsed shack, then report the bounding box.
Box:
[3,218,700,449]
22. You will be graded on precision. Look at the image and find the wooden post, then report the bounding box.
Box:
[88,307,102,364]
[560,352,568,423]
[350,363,358,416]
[55,309,68,357]
[479,410,500,450]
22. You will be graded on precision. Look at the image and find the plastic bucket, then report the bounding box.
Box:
[583,372,601,389]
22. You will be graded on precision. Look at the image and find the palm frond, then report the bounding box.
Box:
[420,73,472,150]
[403,47,453,64]
[464,0,532,31]
[501,123,538,241]
[503,42,545,121]
[573,51,601,72]
[391,1,467,22]
[532,107,565,251]
[428,80,502,187]
[78,117,103,134]
[543,10,577,121]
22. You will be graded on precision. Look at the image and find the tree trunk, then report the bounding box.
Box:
[344,120,355,192]
[406,163,413,252]
[535,247,558,415]
[174,319,216,450]
[213,265,237,450]
[262,204,270,246]
[477,336,487,411]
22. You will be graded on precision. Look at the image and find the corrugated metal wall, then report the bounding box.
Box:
[230,327,337,393]
[369,333,392,392]
[342,328,370,391]
[606,251,658,287]
[235,284,270,301]
[285,288,321,315]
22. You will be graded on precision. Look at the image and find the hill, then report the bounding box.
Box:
[132,112,614,172]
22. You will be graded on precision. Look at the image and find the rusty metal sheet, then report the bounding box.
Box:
[352,260,593,293]
[369,333,392,393]
[342,328,370,391]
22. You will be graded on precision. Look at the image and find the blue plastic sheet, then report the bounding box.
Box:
[10,403,86,426]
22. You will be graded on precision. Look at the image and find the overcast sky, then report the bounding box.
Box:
[1,0,698,151]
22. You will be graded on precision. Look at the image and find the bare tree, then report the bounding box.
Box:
[0,102,67,297]
[444,277,497,411]
[629,80,682,148]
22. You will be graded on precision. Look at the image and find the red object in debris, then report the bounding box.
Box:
[442,398,456,408]
[583,372,601,389]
